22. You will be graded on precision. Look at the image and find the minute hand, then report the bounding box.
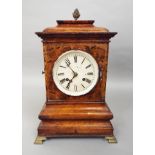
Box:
[67,64,76,75]
[65,60,76,75]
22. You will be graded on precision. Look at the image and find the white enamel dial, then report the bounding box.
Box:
[52,50,99,96]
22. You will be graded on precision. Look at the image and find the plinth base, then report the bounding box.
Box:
[35,120,117,144]
[35,102,117,144]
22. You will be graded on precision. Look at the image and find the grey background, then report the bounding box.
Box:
[23,0,132,155]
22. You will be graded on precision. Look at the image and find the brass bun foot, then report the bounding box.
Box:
[34,136,47,144]
[105,136,117,144]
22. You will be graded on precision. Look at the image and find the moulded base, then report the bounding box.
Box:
[38,120,114,137]
[35,102,117,144]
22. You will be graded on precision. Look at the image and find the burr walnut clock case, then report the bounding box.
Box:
[34,13,117,144]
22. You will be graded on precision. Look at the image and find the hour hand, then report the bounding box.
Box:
[66,73,78,89]
[66,79,72,89]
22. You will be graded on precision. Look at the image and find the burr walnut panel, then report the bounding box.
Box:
[43,42,109,102]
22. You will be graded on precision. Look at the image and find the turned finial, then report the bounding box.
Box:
[72,9,80,20]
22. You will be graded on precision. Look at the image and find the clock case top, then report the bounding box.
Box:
[36,20,117,103]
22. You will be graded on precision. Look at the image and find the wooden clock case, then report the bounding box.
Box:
[35,20,117,144]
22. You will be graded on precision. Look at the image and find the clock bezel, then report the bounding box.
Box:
[52,50,99,96]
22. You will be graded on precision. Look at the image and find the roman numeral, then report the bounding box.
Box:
[81,84,85,88]
[81,57,86,64]
[58,73,64,76]
[74,85,77,91]
[85,64,91,69]
[87,72,93,75]
[59,65,66,68]
[60,78,66,84]
[82,78,91,84]
[74,55,77,63]
[65,58,70,66]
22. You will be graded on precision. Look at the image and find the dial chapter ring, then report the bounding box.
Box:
[52,50,99,96]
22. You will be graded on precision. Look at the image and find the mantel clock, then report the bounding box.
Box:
[34,9,117,144]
